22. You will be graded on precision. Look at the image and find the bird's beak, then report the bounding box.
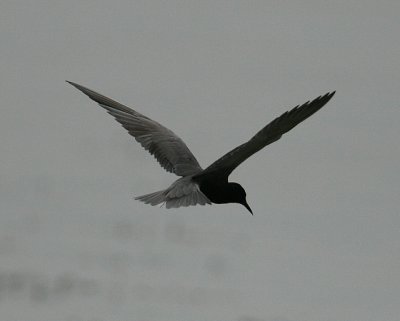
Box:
[243,201,253,215]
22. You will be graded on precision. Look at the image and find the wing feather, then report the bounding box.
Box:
[197,91,335,178]
[67,81,202,176]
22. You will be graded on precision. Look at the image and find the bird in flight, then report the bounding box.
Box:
[67,81,335,214]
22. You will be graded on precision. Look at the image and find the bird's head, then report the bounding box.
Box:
[229,183,253,215]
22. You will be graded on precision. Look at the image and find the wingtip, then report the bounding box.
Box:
[66,80,79,88]
[321,90,336,101]
[65,81,92,96]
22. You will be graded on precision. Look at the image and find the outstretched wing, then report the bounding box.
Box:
[197,91,335,179]
[67,81,202,176]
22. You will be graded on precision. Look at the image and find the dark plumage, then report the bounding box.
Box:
[67,81,335,214]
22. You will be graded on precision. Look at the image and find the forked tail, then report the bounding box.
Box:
[135,176,211,208]
[135,190,167,206]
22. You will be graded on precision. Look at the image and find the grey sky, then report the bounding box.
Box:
[1,1,399,321]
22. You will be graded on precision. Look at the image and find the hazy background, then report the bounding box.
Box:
[1,1,399,320]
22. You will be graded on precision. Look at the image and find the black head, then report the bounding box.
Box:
[228,183,253,215]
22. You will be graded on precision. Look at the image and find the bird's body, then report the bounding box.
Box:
[198,180,251,213]
[67,81,335,214]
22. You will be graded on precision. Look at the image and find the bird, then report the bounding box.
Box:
[67,81,335,215]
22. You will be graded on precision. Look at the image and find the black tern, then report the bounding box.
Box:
[67,81,335,214]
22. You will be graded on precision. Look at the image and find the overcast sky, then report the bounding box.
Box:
[1,1,399,321]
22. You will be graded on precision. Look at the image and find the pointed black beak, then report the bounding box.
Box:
[243,201,253,215]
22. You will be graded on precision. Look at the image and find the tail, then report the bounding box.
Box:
[135,189,167,206]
